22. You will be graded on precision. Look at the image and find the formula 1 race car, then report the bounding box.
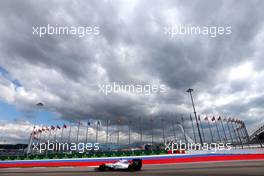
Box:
[98,159,142,171]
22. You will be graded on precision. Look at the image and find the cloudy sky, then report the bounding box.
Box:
[0,0,264,144]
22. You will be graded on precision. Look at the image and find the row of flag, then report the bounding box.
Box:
[32,116,245,135]
[200,116,244,124]
[191,115,249,144]
[32,120,103,135]
[33,124,66,135]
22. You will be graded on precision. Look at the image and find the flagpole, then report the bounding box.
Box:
[53,126,58,153]
[231,120,243,148]
[96,121,99,143]
[106,120,109,150]
[77,121,81,144]
[61,125,64,143]
[181,116,188,144]
[128,120,131,146]
[150,118,154,146]
[226,119,234,144]
[236,121,245,145]
[117,119,120,148]
[36,130,39,143]
[200,121,206,143]
[239,121,249,144]
[140,117,143,143]
[198,116,206,143]
[85,121,89,144]
[229,120,238,145]
[242,124,248,143]
[214,117,221,142]
[239,121,250,148]
[39,125,43,143]
[51,127,54,142]
[138,118,140,142]
[242,122,250,143]
[219,117,228,143]
[172,119,176,141]
[48,127,51,142]
[42,128,46,143]
[26,125,36,156]
[206,117,214,142]
[46,127,51,156]
[67,123,72,144]
[54,126,58,142]
[162,118,165,143]
[190,115,197,143]
[238,122,246,143]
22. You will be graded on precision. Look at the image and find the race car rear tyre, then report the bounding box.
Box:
[99,165,105,171]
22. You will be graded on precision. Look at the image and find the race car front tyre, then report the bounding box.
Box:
[128,164,134,172]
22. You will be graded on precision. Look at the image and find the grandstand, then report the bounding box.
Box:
[250,122,264,143]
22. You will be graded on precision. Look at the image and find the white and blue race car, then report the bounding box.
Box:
[98,159,142,171]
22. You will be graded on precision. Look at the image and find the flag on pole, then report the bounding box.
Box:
[87,121,91,126]
[217,116,221,121]
[51,125,55,130]
[97,120,101,126]
[211,116,215,121]
[223,118,227,121]
[57,125,61,130]
[63,124,67,128]
[204,116,208,121]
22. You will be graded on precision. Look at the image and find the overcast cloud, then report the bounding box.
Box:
[0,0,264,143]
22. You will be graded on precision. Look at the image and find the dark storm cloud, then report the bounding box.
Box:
[0,0,264,135]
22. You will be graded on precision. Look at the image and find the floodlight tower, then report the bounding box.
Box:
[186,88,203,146]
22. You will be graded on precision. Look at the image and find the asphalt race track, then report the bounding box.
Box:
[1,160,264,176]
